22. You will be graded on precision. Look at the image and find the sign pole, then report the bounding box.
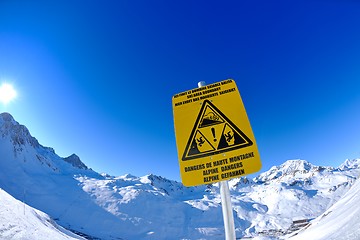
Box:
[220,181,236,240]
[198,81,236,240]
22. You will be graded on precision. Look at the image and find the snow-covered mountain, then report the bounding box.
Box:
[0,112,359,239]
[288,169,360,240]
[0,188,84,240]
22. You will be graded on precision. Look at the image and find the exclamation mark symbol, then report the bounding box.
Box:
[211,127,216,142]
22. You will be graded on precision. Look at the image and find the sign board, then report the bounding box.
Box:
[172,79,261,186]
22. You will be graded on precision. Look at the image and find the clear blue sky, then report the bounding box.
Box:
[1,1,360,181]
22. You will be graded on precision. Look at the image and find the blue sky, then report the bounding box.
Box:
[1,0,360,181]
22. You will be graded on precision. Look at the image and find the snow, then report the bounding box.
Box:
[1,112,360,239]
[288,168,360,240]
[0,188,83,240]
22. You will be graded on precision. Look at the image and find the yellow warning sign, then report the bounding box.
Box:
[183,100,253,160]
[173,79,261,186]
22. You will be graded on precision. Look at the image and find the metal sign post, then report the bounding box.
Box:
[198,81,236,240]
[220,180,236,240]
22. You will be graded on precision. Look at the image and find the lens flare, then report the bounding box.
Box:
[0,83,17,105]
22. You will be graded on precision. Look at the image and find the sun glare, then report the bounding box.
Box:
[0,83,17,105]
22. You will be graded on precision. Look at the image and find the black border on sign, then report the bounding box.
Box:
[182,100,253,161]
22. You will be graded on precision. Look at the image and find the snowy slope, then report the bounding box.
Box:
[75,160,360,239]
[288,159,360,240]
[228,159,359,238]
[0,113,144,240]
[0,188,83,240]
[0,112,359,239]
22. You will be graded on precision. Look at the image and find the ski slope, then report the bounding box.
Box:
[0,188,83,240]
[288,172,360,240]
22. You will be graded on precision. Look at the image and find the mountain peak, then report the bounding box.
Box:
[0,112,19,127]
[255,159,316,182]
[280,159,313,173]
[63,154,88,170]
[0,112,40,148]
[0,112,16,123]
[339,158,360,170]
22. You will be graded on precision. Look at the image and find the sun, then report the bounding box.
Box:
[0,83,17,105]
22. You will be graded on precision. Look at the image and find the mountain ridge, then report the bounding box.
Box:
[0,112,89,172]
[0,112,359,239]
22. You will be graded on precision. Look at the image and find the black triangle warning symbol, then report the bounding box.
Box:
[182,100,253,161]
